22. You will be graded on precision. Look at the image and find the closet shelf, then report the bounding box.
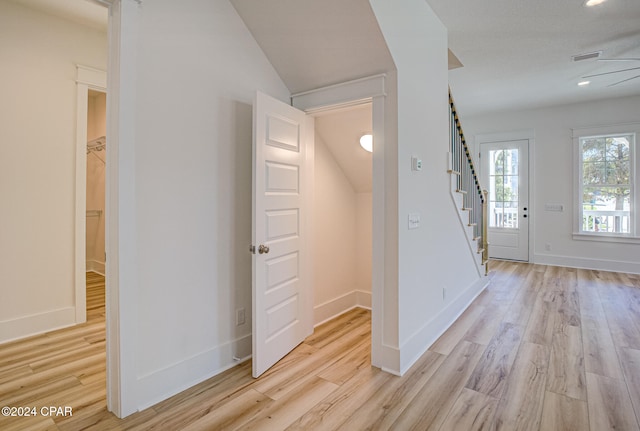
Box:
[86,210,103,218]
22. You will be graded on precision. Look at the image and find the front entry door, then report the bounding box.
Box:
[480,140,529,261]
[252,91,313,377]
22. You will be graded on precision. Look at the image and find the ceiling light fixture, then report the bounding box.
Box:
[584,0,607,6]
[578,80,591,86]
[359,134,373,152]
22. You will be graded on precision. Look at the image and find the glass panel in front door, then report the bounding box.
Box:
[488,148,519,229]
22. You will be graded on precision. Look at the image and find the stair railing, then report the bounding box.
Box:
[448,91,489,274]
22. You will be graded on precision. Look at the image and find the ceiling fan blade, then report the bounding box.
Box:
[607,74,640,87]
[582,66,640,78]
[598,58,640,62]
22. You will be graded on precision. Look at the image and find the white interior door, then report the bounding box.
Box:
[480,140,529,261]
[252,91,313,378]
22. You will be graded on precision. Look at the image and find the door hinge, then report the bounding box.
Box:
[250,245,256,254]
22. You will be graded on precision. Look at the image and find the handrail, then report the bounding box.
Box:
[448,90,489,274]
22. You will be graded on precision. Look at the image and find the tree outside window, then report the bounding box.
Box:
[580,135,632,234]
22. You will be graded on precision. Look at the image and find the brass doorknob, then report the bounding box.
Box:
[258,244,270,254]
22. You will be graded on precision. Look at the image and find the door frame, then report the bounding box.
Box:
[85,0,142,418]
[292,74,386,368]
[476,130,535,262]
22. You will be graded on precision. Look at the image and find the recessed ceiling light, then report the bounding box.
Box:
[578,80,591,86]
[359,134,373,152]
[585,0,607,6]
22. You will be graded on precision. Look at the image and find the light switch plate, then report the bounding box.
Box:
[408,213,421,229]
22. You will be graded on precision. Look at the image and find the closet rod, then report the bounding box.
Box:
[87,135,106,153]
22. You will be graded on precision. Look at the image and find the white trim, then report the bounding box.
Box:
[356,289,372,309]
[105,0,142,418]
[292,74,386,113]
[136,334,251,411]
[534,253,640,275]
[291,75,387,372]
[77,65,108,88]
[313,290,373,326]
[475,129,535,262]
[87,260,106,275]
[572,232,640,244]
[572,123,638,240]
[0,307,76,344]
[572,122,640,138]
[398,276,488,375]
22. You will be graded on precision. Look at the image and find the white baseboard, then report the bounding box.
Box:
[136,333,251,411]
[356,290,372,309]
[398,276,489,375]
[379,342,401,376]
[533,253,640,275]
[0,307,76,344]
[313,290,372,327]
[86,260,105,275]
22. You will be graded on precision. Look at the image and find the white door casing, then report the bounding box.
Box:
[252,91,314,378]
[480,139,529,261]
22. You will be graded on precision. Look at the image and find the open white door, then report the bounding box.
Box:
[252,91,313,378]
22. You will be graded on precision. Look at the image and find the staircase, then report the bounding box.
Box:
[448,91,489,275]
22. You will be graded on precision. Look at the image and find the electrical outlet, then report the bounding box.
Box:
[545,243,552,251]
[236,308,245,326]
[442,287,446,301]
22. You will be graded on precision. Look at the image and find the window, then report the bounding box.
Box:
[573,124,638,241]
[488,148,519,228]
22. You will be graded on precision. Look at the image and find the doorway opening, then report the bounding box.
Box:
[311,103,373,328]
[252,86,385,377]
[86,90,107,278]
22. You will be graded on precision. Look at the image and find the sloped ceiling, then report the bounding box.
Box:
[315,104,373,194]
[229,0,395,94]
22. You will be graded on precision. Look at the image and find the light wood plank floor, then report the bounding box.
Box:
[1,262,640,430]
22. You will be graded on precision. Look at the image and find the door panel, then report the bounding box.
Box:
[252,91,313,378]
[480,140,529,261]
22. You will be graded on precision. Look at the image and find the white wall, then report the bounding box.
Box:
[0,1,107,343]
[116,0,290,410]
[370,0,486,374]
[313,133,371,325]
[463,94,640,273]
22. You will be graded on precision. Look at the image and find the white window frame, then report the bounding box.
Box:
[572,122,640,244]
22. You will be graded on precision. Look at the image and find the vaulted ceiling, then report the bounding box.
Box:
[15,0,640,192]
[230,0,395,95]
[232,0,640,116]
[18,0,640,117]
